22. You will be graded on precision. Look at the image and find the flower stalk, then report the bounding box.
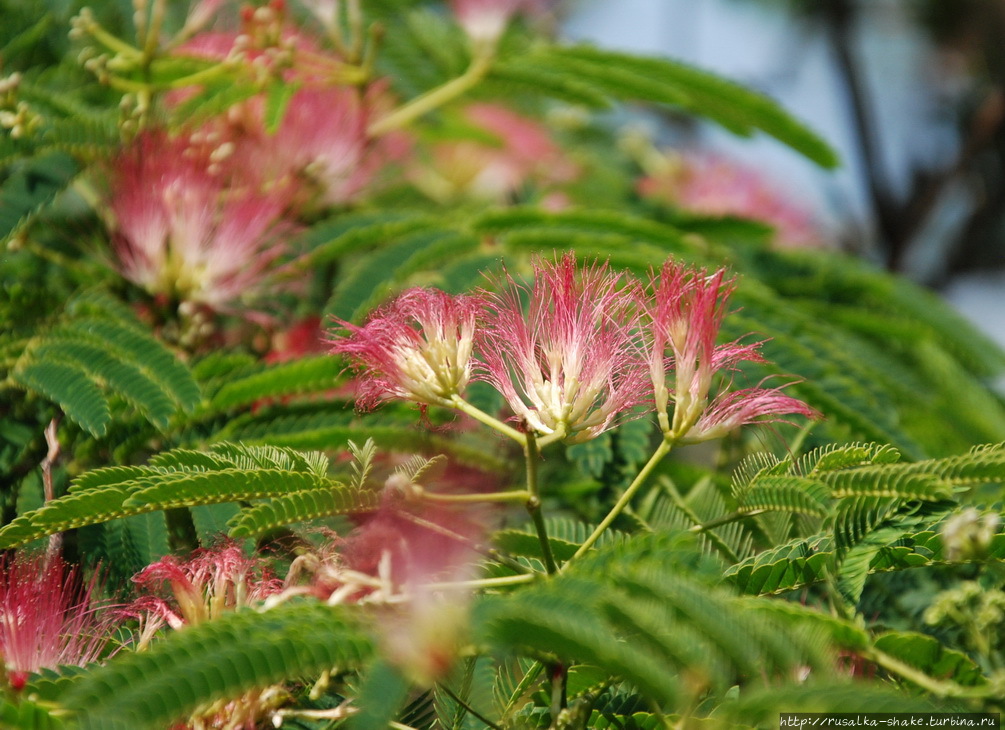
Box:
[367,50,495,137]
[571,438,674,561]
[524,431,558,575]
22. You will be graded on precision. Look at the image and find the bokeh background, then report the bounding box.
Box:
[562,0,1005,350]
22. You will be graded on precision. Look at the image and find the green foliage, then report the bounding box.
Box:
[510,44,840,168]
[0,151,79,244]
[0,443,375,549]
[873,631,986,687]
[6,291,199,435]
[475,531,836,714]
[0,698,65,730]
[63,602,373,730]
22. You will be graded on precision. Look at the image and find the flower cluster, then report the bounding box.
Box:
[129,543,283,639]
[105,0,407,316]
[108,131,292,313]
[329,253,817,445]
[127,544,288,729]
[0,553,117,686]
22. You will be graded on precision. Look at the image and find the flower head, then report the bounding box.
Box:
[108,131,291,312]
[129,544,286,730]
[330,288,482,410]
[480,253,649,443]
[176,18,408,213]
[130,543,283,637]
[262,85,405,208]
[414,103,575,204]
[0,553,116,679]
[638,152,822,249]
[644,260,817,442]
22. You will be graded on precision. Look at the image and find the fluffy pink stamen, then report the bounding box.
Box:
[0,553,116,675]
[329,288,482,410]
[644,259,817,442]
[480,253,649,443]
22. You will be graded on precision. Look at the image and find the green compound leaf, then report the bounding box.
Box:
[12,361,110,437]
[724,526,1005,596]
[64,602,372,730]
[0,444,361,549]
[523,44,839,168]
[228,484,382,538]
[873,631,986,688]
[208,355,341,411]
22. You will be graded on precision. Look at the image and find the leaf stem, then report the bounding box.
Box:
[525,431,558,575]
[570,438,673,561]
[688,508,767,533]
[417,488,532,504]
[367,50,494,137]
[437,680,502,730]
[425,573,536,591]
[864,646,991,699]
[450,395,526,445]
[87,21,143,61]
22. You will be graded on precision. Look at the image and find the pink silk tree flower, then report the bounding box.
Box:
[644,260,817,442]
[329,288,482,411]
[130,544,283,639]
[637,152,822,249]
[254,85,406,209]
[414,103,576,204]
[176,11,410,213]
[108,132,291,313]
[0,553,116,679]
[129,545,286,730]
[480,254,649,443]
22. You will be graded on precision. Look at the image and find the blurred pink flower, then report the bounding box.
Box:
[129,544,286,730]
[415,103,575,203]
[255,85,406,208]
[108,131,292,312]
[638,153,822,249]
[130,543,283,637]
[0,553,116,680]
[480,253,649,443]
[176,14,409,212]
[644,260,817,442]
[325,487,483,686]
[329,288,482,411]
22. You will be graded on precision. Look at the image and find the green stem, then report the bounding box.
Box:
[688,509,766,533]
[367,50,494,137]
[535,425,568,449]
[418,488,531,504]
[450,396,526,445]
[165,62,232,90]
[425,573,535,591]
[107,75,153,94]
[570,438,673,561]
[142,0,167,62]
[525,431,558,575]
[437,681,502,730]
[88,23,143,60]
[864,646,991,700]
